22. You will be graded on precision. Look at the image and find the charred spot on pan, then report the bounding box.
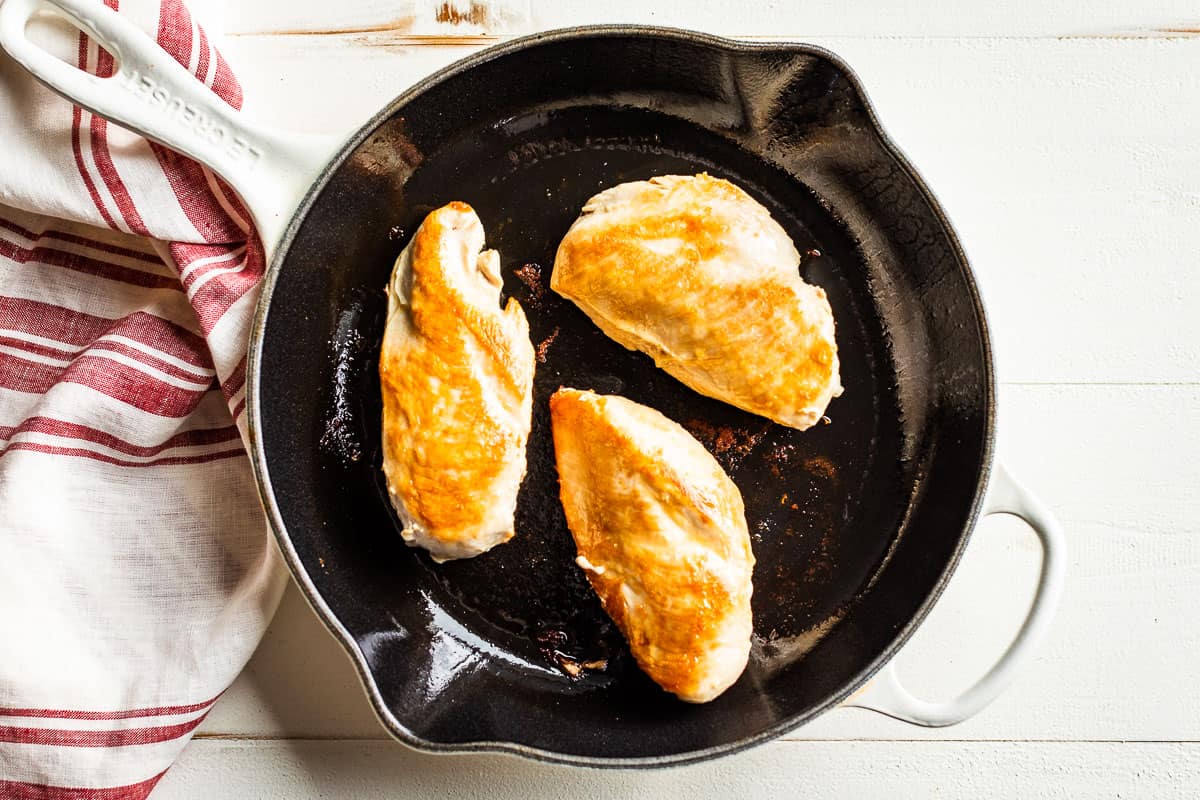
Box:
[535,626,614,680]
[513,262,553,309]
[804,455,838,484]
[535,326,560,363]
[683,417,770,471]
[764,441,797,478]
[802,528,838,584]
[763,443,838,486]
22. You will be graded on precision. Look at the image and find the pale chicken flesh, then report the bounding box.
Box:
[551,174,842,430]
[379,202,535,562]
[550,388,755,703]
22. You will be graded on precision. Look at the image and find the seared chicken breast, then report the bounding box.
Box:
[550,388,754,703]
[551,174,841,430]
[379,202,535,562]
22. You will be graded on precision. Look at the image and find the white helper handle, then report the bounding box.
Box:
[0,0,339,259]
[846,463,1066,726]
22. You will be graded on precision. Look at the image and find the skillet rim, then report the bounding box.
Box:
[245,24,997,768]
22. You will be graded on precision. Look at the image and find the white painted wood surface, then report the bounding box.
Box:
[158,740,1200,799]
[166,0,1199,795]
[201,0,1200,38]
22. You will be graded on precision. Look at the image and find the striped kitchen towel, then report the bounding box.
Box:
[0,0,285,796]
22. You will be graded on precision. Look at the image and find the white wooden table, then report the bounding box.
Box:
[163,1,1200,795]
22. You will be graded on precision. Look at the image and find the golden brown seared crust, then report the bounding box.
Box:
[551,174,841,430]
[550,388,754,703]
[379,202,534,561]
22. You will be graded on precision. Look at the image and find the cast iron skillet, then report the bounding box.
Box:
[0,1,1065,767]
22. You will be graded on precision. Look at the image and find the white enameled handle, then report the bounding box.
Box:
[0,0,340,258]
[846,462,1066,726]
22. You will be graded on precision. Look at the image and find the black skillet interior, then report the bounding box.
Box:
[254,28,992,765]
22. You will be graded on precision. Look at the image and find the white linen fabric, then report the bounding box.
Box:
[0,1,285,796]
